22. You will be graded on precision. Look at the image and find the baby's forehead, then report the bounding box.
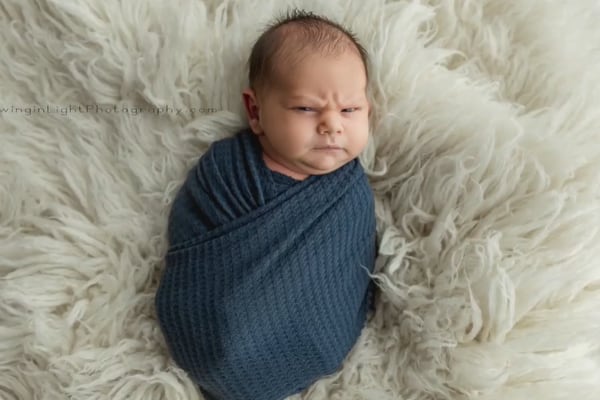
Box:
[269,48,363,83]
[266,84,368,105]
[262,61,367,104]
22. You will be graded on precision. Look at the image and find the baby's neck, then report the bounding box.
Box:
[262,152,309,181]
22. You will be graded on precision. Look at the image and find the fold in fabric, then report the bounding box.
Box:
[155,129,377,400]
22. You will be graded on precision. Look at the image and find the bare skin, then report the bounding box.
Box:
[242,49,370,181]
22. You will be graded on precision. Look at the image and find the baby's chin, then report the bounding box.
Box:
[300,157,352,176]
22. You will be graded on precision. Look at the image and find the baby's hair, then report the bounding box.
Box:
[247,9,369,95]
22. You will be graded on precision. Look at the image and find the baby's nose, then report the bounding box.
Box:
[318,112,342,135]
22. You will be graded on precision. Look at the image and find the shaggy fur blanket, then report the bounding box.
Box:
[1,1,599,399]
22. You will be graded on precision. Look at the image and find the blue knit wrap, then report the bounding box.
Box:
[155,129,377,400]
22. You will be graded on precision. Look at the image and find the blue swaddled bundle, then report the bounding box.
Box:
[154,128,377,400]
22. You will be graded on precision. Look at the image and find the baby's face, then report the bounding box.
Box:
[243,49,370,178]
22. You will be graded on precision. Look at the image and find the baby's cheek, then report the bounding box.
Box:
[351,132,370,157]
[289,138,313,159]
[283,127,312,151]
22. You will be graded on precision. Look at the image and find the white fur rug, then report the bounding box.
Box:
[1,0,600,399]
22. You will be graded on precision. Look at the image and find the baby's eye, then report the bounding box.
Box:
[294,107,314,112]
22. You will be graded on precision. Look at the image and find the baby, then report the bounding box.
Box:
[155,9,377,400]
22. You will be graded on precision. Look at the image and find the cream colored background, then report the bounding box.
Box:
[1,1,599,399]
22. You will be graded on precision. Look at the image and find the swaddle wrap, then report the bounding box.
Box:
[155,128,377,400]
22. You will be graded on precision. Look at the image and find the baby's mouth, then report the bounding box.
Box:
[314,145,343,150]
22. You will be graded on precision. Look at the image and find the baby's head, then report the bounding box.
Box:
[243,10,370,179]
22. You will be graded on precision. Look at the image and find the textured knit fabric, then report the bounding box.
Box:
[154,128,377,400]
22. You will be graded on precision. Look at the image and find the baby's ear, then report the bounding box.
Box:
[242,88,263,134]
